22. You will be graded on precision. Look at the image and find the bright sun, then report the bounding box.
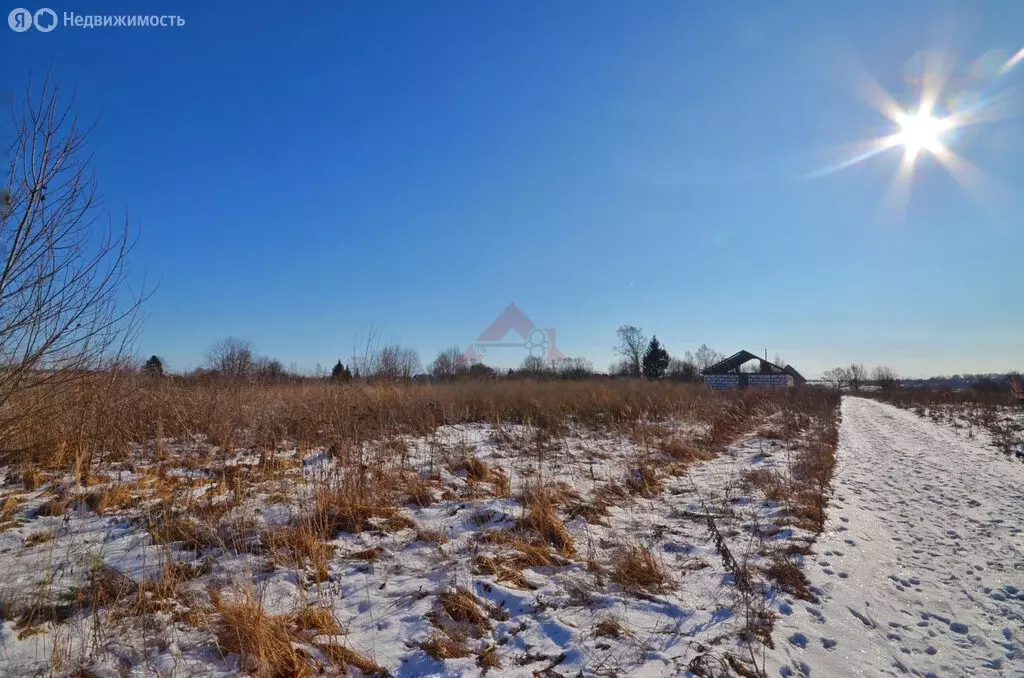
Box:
[893,110,952,158]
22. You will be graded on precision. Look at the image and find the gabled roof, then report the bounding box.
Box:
[702,350,794,377]
[782,364,806,383]
[703,350,762,375]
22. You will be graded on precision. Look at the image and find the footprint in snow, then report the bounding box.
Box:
[778,602,793,615]
[788,633,809,648]
[821,637,837,649]
[949,622,969,634]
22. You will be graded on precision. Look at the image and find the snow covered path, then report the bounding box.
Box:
[769,397,1024,678]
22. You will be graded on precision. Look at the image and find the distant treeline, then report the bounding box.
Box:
[899,373,1022,392]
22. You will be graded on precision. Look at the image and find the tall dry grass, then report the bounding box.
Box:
[2,376,774,475]
[0,374,841,676]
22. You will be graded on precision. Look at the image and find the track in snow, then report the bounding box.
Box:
[769,397,1024,677]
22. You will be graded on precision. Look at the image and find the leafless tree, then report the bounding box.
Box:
[822,366,851,391]
[615,325,646,378]
[254,356,289,382]
[205,337,256,380]
[666,356,699,382]
[695,344,725,373]
[609,359,632,377]
[872,365,899,392]
[773,353,787,368]
[552,357,593,379]
[519,354,549,377]
[428,346,469,381]
[0,72,144,443]
[368,345,421,381]
[848,363,868,392]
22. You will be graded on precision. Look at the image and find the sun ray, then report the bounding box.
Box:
[803,135,903,179]
[947,82,1024,126]
[931,145,1010,221]
[849,66,905,123]
[999,46,1024,75]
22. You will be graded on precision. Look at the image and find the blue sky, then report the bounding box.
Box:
[5,1,1023,377]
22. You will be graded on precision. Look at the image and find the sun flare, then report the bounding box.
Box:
[893,110,952,159]
[808,45,1024,220]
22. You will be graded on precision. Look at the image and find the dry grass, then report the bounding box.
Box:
[404,478,435,507]
[437,588,488,629]
[211,589,308,678]
[479,529,560,568]
[625,462,663,497]
[316,642,387,675]
[348,546,385,561]
[289,605,342,636]
[764,557,817,603]
[518,503,574,555]
[743,469,788,503]
[477,644,501,671]
[5,378,730,477]
[21,469,46,491]
[267,523,335,582]
[211,587,382,676]
[565,500,610,526]
[147,512,220,551]
[421,633,470,660]
[415,529,449,544]
[309,475,415,536]
[611,547,671,593]
[594,617,625,638]
[452,454,510,497]
[24,531,54,547]
[475,555,532,589]
[84,483,137,514]
[0,374,842,675]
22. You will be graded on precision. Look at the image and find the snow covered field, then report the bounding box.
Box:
[768,398,1024,677]
[2,392,1019,677]
[0,386,837,677]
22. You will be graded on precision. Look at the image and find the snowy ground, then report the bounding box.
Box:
[768,397,1024,677]
[0,409,833,677]
[18,396,1022,676]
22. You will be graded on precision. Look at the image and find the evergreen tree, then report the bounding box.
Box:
[142,355,164,378]
[331,359,353,382]
[641,336,670,380]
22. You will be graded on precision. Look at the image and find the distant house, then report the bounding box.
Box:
[702,350,806,390]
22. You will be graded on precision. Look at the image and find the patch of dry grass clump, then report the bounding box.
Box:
[611,546,671,593]
[764,557,817,603]
[421,633,470,660]
[211,587,384,676]
[625,462,663,497]
[516,482,576,556]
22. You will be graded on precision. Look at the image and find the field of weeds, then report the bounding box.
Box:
[0,378,839,677]
[870,389,1024,459]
